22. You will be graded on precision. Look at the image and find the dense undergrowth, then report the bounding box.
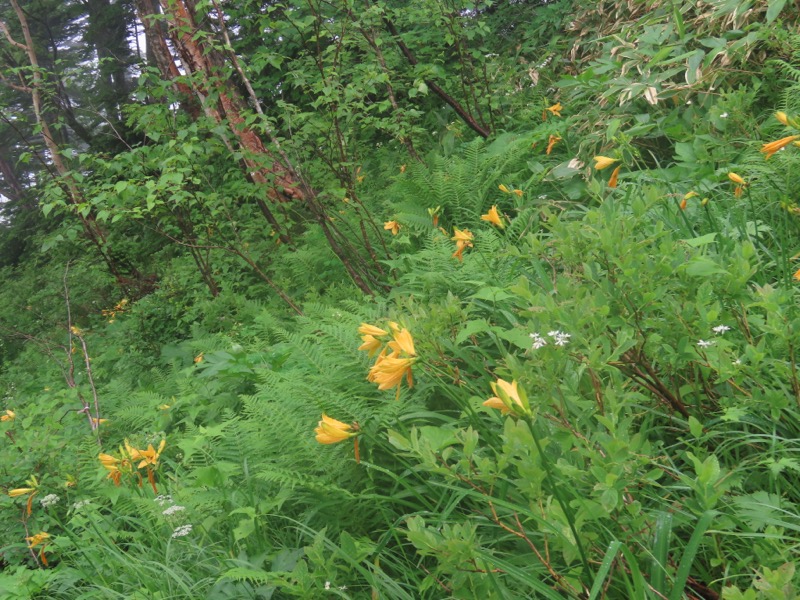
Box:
[2,0,800,598]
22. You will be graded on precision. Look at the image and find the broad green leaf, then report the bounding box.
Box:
[766,0,788,23]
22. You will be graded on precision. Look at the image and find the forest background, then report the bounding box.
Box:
[0,0,799,598]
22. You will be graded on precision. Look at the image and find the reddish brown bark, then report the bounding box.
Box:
[133,0,201,118]
[137,0,383,295]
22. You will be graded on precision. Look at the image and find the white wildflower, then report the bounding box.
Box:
[733,359,742,366]
[712,325,731,335]
[697,339,714,348]
[530,333,547,350]
[548,330,571,346]
[162,505,186,516]
[171,524,193,538]
[324,581,331,590]
[720,112,728,118]
[72,499,91,511]
[154,494,173,506]
[40,494,60,508]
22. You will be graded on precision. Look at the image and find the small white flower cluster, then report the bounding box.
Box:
[548,330,571,346]
[323,582,347,591]
[163,505,186,517]
[530,333,547,349]
[154,494,173,506]
[40,494,60,508]
[698,324,734,348]
[161,495,192,538]
[72,499,91,511]
[720,112,729,119]
[171,524,192,538]
[530,330,571,350]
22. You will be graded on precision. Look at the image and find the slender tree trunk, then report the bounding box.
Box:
[133,0,202,118]
[2,0,141,289]
[135,0,383,295]
[173,207,220,297]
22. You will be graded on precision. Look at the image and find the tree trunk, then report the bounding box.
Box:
[2,0,141,290]
[136,0,384,295]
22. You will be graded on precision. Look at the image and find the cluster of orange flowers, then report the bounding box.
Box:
[101,298,129,324]
[8,475,39,516]
[594,155,621,188]
[451,228,474,261]
[317,330,540,459]
[99,439,166,493]
[725,113,799,198]
[383,179,517,263]
[359,322,417,400]
[26,531,50,565]
[313,323,418,457]
[7,476,52,565]
[727,172,748,198]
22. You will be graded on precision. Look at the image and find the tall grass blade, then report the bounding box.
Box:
[588,540,621,600]
[651,511,673,595]
[668,511,716,600]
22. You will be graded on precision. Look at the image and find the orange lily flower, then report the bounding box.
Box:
[359,323,388,337]
[480,205,504,228]
[315,413,357,444]
[368,356,415,399]
[483,378,530,417]
[546,134,560,155]
[9,485,37,516]
[26,532,50,566]
[451,228,474,261]
[545,102,562,117]
[593,156,618,170]
[358,334,383,357]
[761,135,800,159]
[727,172,745,184]
[608,165,622,188]
[388,328,416,357]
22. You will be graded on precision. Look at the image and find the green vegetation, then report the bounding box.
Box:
[1,0,800,597]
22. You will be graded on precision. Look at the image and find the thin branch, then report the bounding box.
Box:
[0,19,27,50]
